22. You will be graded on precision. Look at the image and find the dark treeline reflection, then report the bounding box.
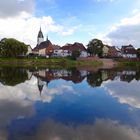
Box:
[33,68,140,91]
[0,67,29,86]
[0,67,140,87]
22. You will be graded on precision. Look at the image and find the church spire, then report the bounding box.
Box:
[46,35,48,41]
[37,27,44,45]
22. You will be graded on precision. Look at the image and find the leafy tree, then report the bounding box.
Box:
[137,48,140,58]
[0,38,28,57]
[71,49,81,60]
[87,39,104,57]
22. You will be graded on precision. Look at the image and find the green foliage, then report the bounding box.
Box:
[71,49,81,60]
[87,38,104,57]
[137,48,140,58]
[0,38,28,58]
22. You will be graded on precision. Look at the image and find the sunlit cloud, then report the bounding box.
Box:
[98,12,140,48]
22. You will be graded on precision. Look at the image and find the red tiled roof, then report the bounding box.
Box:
[33,40,53,51]
[61,42,86,52]
[121,45,136,54]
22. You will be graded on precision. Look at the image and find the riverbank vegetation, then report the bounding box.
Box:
[0,57,103,69]
[116,58,140,67]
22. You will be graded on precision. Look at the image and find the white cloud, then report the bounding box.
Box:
[102,79,140,109]
[19,119,140,140]
[0,0,34,18]
[94,0,115,2]
[98,12,140,48]
[0,12,78,48]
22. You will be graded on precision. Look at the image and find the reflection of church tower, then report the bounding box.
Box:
[37,77,44,95]
[37,27,44,45]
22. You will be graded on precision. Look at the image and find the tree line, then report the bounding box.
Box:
[0,38,28,58]
[0,37,140,58]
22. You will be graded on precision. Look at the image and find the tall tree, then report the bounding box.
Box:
[87,39,104,57]
[0,38,28,57]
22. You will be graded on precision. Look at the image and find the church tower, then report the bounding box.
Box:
[37,27,44,45]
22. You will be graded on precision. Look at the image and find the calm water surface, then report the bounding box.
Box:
[0,67,140,140]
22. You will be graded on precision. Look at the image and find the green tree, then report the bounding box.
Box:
[87,39,104,57]
[0,38,28,57]
[137,48,140,58]
[71,49,81,60]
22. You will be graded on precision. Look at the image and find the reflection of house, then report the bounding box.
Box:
[121,45,137,58]
[33,69,86,93]
[120,70,136,82]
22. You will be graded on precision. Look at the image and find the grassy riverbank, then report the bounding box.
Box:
[116,59,140,67]
[0,57,103,69]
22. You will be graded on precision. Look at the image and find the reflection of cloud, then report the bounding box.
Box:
[41,84,75,103]
[102,80,140,109]
[13,119,140,140]
[0,76,75,104]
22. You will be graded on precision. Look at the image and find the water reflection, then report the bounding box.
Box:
[0,67,140,140]
[0,67,31,86]
[7,119,140,140]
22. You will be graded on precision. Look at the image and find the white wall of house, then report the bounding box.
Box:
[26,45,32,55]
[39,48,46,56]
[80,51,88,57]
[53,49,71,57]
[103,46,109,56]
[122,54,137,58]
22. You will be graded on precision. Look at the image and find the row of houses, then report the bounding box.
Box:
[33,28,88,58]
[103,45,137,58]
[32,28,137,58]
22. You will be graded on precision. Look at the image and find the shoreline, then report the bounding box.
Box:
[0,57,140,70]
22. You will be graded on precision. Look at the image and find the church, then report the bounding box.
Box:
[33,28,54,57]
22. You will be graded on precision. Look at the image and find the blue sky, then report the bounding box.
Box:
[0,0,140,48]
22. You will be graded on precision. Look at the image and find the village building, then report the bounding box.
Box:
[33,28,54,57]
[121,45,137,58]
[102,45,110,57]
[61,42,88,58]
[26,45,32,55]
[108,46,119,58]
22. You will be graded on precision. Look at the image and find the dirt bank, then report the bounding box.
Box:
[99,58,118,69]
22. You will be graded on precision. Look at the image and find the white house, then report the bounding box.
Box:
[80,51,89,58]
[53,49,71,57]
[121,45,137,58]
[26,45,32,55]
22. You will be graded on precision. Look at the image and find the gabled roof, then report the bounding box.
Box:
[33,40,53,51]
[121,45,136,54]
[61,42,86,52]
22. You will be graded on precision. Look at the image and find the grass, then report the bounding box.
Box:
[116,58,140,67]
[0,57,103,69]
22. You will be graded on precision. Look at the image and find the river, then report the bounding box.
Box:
[0,67,140,140]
